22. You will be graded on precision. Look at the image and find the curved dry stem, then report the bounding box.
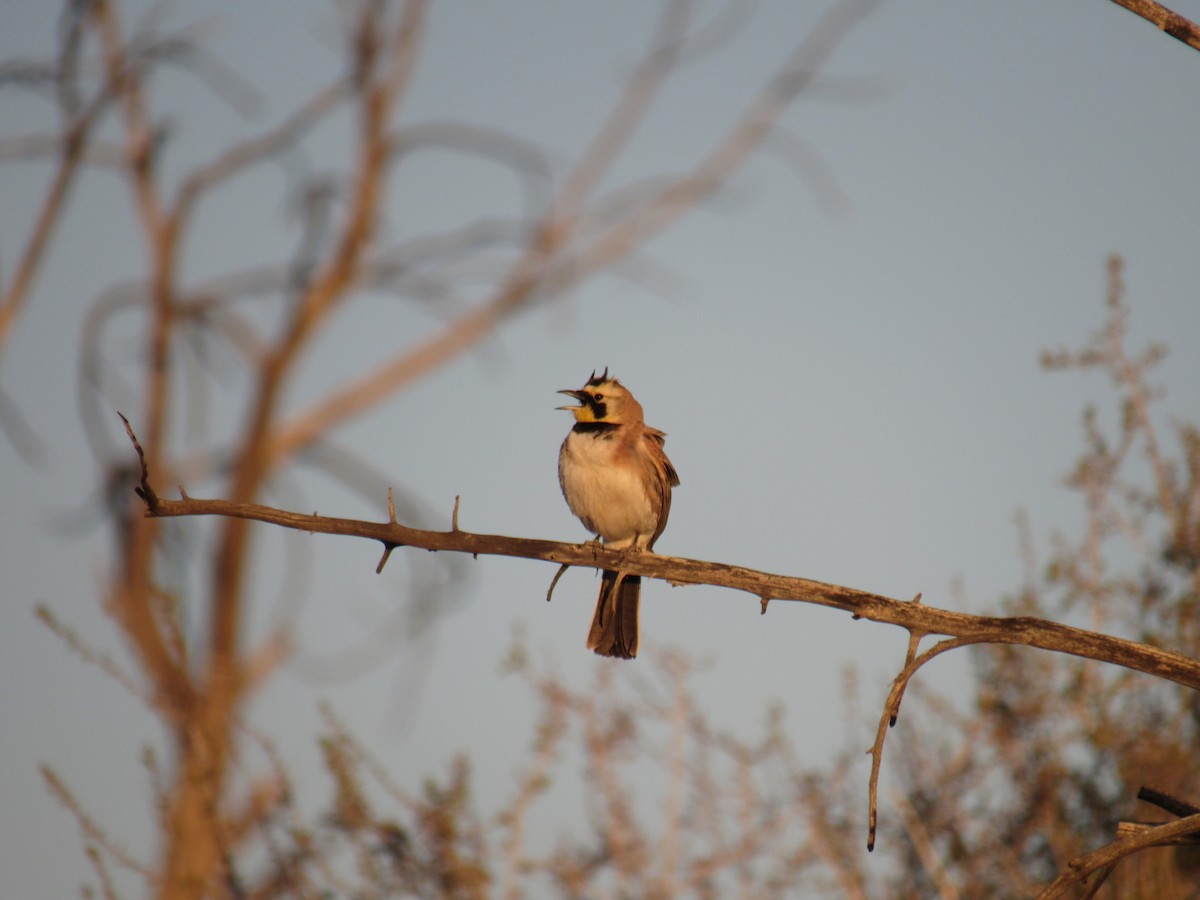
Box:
[1036,812,1200,899]
[545,563,571,603]
[866,633,1009,851]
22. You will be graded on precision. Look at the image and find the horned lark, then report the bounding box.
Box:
[558,369,679,659]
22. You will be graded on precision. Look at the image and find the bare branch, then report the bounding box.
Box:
[1137,785,1200,819]
[1037,812,1200,898]
[129,482,1200,696]
[0,118,90,359]
[1105,0,1200,52]
[867,633,1007,851]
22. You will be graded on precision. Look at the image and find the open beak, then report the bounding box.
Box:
[556,388,587,410]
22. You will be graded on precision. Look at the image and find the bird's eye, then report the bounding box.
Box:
[593,393,604,401]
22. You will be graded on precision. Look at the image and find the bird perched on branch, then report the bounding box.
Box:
[557,369,679,658]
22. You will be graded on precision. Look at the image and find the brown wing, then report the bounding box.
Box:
[642,428,678,550]
[643,428,679,483]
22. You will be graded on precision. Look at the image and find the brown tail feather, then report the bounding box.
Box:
[587,571,640,659]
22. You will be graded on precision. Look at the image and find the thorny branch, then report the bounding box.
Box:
[121,414,1200,853]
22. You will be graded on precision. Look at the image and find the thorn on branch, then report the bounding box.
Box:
[452,494,461,532]
[546,563,570,602]
[377,491,406,573]
[117,411,158,509]
[760,596,770,614]
[376,543,397,575]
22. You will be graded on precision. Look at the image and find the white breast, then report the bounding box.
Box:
[560,431,657,548]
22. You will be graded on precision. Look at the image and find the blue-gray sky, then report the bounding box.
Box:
[2,1,1199,894]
